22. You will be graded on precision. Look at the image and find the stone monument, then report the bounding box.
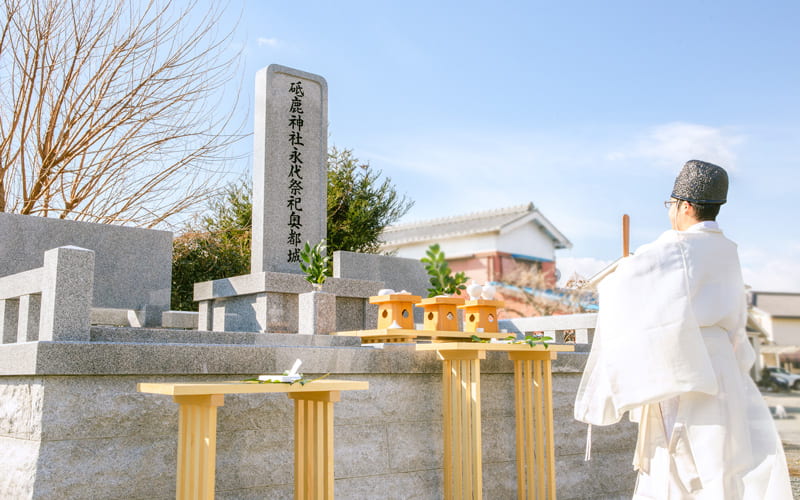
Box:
[252,64,328,275]
[194,65,381,333]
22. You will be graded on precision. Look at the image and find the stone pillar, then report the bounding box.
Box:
[39,246,94,342]
[212,300,227,333]
[197,301,213,331]
[298,290,336,335]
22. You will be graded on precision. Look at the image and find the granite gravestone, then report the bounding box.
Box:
[252,64,328,275]
[194,65,381,333]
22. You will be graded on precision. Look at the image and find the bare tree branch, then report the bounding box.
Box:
[499,261,596,317]
[0,0,245,227]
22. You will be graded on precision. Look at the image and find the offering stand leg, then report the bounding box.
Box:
[509,351,559,500]
[289,391,340,500]
[172,394,225,500]
[438,350,486,500]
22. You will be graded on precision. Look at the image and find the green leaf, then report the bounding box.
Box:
[421,243,470,297]
[298,372,332,386]
[299,239,329,285]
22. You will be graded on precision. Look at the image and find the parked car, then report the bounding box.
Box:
[767,366,800,390]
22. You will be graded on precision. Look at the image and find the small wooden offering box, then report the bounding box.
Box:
[416,296,465,331]
[369,294,421,330]
[458,299,504,333]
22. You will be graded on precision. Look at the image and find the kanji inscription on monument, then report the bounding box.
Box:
[252,64,328,274]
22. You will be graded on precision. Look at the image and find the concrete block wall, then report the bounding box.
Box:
[0,328,636,499]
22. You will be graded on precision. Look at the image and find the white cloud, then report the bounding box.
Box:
[740,242,800,293]
[257,37,280,48]
[742,259,800,293]
[607,122,745,170]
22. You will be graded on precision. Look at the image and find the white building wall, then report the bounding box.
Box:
[387,233,501,260]
[384,224,557,262]
[497,225,556,261]
[772,318,800,346]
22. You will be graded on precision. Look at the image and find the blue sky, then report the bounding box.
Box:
[212,0,800,292]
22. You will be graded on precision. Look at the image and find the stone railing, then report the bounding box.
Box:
[499,312,597,344]
[0,246,94,343]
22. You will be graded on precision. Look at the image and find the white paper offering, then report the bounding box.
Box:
[258,358,303,383]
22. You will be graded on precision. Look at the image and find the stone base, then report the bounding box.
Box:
[194,272,382,333]
[160,310,199,330]
[298,290,336,335]
[91,306,169,328]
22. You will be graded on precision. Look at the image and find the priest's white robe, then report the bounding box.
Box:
[574,222,792,499]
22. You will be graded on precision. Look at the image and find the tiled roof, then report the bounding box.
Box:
[380,203,571,249]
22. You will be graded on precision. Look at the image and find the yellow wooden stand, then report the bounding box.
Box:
[370,294,421,329]
[417,296,465,331]
[333,327,510,344]
[509,350,559,500]
[458,299,504,333]
[290,391,338,500]
[173,394,225,500]
[417,343,573,500]
[138,380,368,500]
[439,348,485,500]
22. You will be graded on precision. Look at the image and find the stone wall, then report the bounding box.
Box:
[0,328,636,499]
[333,251,429,298]
[0,213,172,325]
[333,251,431,326]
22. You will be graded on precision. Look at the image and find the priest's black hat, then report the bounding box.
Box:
[671,160,728,205]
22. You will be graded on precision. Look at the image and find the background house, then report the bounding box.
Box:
[379,203,576,317]
[749,291,800,371]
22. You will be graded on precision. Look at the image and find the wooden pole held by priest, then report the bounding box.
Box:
[622,214,630,257]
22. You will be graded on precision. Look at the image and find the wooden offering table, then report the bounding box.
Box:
[137,379,368,500]
[416,342,573,500]
[333,328,508,344]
